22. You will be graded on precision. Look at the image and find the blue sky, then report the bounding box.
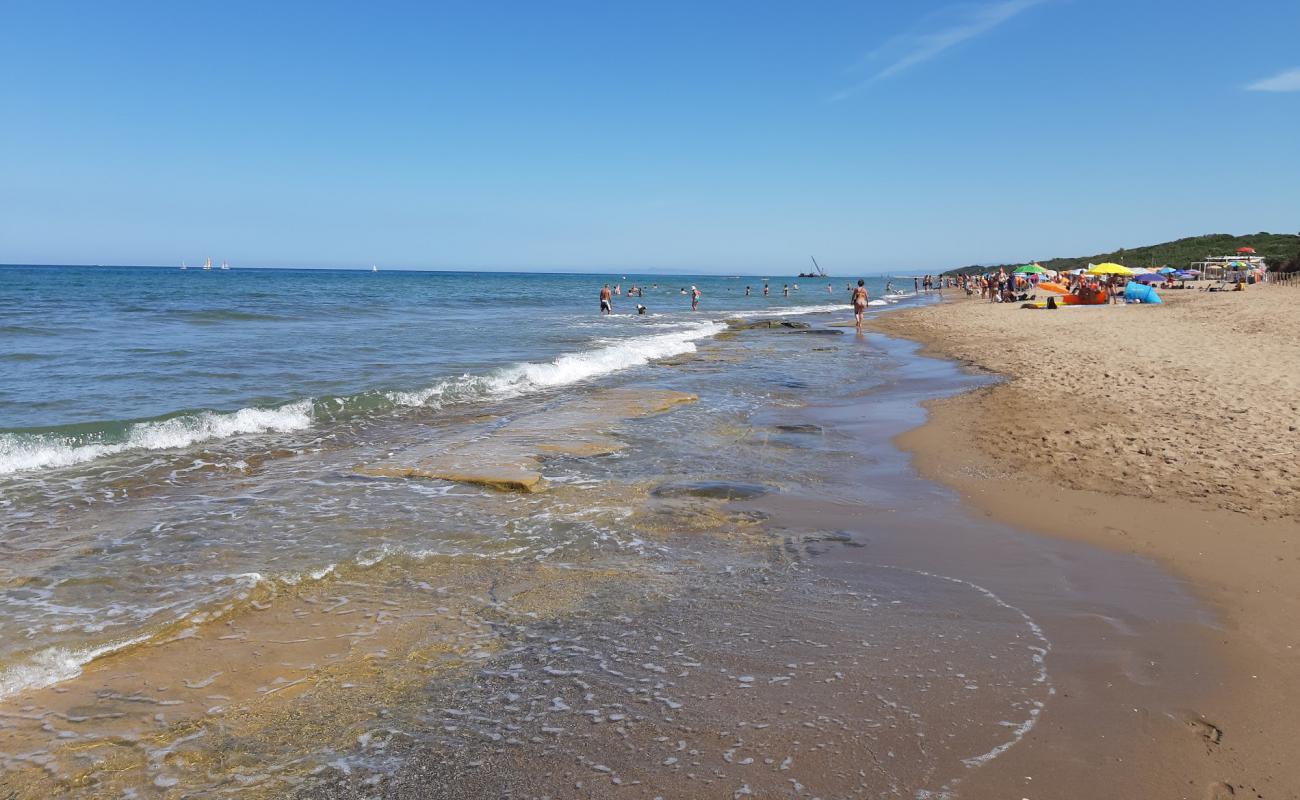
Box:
[2,0,1297,273]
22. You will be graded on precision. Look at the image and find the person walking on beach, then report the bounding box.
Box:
[852,279,869,329]
[600,284,613,315]
[690,285,701,311]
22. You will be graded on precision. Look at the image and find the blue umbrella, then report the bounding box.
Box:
[1158,267,1177,274]
[1134,273,1166,284]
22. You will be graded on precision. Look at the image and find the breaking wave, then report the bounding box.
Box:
[0,401,315,476]
[385,320,726,407]
[1,321,727,475]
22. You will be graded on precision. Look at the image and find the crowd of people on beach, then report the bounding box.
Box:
[947,261,1274,307]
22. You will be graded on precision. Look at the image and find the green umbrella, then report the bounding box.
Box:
[1013,263,1047,274]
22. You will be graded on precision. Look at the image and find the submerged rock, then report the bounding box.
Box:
[356,462,545,493]
[773,424,823,435]
[650,481,772,500]
[727,320,811,330]
[725,320,843,335]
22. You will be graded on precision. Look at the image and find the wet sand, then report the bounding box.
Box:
[870,287,1300,799]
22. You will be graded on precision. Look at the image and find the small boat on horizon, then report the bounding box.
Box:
[220,261,230,271]
[372,264,379,273]
[202,257,212,271]
[797,256,828,279]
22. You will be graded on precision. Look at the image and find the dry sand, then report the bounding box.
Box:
[871,285,1300,799]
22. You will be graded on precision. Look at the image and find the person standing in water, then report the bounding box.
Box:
[690,285,701,310]
[763,284,770,297]
[782,284,789,297]
[852,279,869,329]
[600,284,613,315]
[745,286,751,297]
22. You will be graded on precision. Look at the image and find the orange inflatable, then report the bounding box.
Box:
[1054,290,1108,305]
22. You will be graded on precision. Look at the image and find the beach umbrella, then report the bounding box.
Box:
[1129,267,1153,275]
[1087,262,1135,276]
[1134,273,1166,284]
[1173,270,1197,279]
[1013,264,1047,274]
[1158,266,1177,274]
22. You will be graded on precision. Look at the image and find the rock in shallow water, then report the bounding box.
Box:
[773,424,823,435]
[650,481,772,500]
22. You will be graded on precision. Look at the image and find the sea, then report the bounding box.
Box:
[0,265,1062,799]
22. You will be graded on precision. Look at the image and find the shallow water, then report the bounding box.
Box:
[0,269,1057,797]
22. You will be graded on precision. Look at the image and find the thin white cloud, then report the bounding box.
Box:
[830,0,1046,102]
[1246,67,1300,92]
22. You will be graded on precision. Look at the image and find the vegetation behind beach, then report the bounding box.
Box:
[944,231,1300,275]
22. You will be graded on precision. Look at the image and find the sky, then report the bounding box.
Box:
[1,0,1298,274]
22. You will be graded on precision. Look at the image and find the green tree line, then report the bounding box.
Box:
[943,232,1300,276]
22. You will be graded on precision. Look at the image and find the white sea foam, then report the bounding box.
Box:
[387,321,726,407]
[0,633,153,700]
[0,400,314,476]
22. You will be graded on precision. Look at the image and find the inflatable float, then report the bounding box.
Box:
[1032,281,1109,305]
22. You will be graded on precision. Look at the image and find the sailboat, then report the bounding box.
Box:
[202,257,212,271]
[371,264,379,273]
[220,261,229,270]
[181,260,187,271]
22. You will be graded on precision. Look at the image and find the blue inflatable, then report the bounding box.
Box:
[1124,281,1162,304]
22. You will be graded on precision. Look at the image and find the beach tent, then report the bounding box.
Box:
[1124,281,1162,304]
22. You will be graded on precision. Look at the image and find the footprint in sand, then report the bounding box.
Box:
[1204,780,1235,799]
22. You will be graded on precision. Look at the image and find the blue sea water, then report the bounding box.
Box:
[0,265,1072,800]
[0,265,906,474]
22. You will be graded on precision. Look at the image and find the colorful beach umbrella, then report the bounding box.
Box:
[1013,264,1047,274]
[1158,266,1177,274]
[1087,263,1135,276]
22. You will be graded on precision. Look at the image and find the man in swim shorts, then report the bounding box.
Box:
[852,279,869,328]
[600,284,612,314]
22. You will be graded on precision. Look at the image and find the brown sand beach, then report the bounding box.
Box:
[870,284,1300,798]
